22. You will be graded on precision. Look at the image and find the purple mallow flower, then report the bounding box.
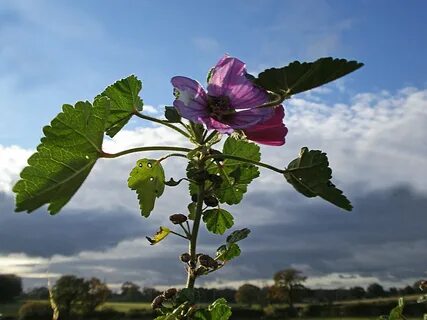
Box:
[171,56,287,146]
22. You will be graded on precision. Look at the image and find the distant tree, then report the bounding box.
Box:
[80,277,111,314]
[235,284,261,307]
[268,285,286,304]
[141,287,160,302]
[401,285,416,295]
[389,287,398,296]
[121,281,142,301]
[367,283,385,298]
[273,268,306,308]
[52,275,110,319]
[0,274,23,302]
[26,287,49,299]
[348,286,365,300]
[52,275,85,319]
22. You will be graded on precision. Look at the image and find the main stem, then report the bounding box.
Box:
[186,171,206,288]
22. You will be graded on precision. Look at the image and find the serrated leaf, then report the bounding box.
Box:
[283,147,352,211]
[164,106,181,123]
[194,298,232,320]
[128,159,165,217]
[98,75,143,137]
[226,228,251,244]
[210,137,260,205]
[255,57,363,96]
[216,243,241,262]
[203,209,234,235]
[13,98,110,214]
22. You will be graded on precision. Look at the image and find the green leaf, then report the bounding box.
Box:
[98,75,143,137]
[194,298,232,320]
[216,243,241,262]
[128,159,165,217]
[389,298,405,320]
[203,209,234,235]
[164,106,181,123]
[255,57,363,96]
[13,98,110,214]
[188,202,196,220]
[210,137,260,205]
[226,228,251,244]
[283,147,353,211]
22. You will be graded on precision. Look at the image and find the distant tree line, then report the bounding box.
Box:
[1,272,424,308]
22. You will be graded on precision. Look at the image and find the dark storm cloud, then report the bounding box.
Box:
[212,185,427,281]
[0,192,148,257]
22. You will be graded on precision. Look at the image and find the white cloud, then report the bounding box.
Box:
[1,86,427,289]
[0,145,33,194]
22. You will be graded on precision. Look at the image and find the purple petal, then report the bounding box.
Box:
[243,105,288,146]
[207,56,269,109]
[171,76,209,122]
[223,107,274,129]
[204,117,234,134]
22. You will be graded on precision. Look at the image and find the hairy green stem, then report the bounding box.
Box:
[186,178,206,288]
[206,153,285,174]
[134,111,191,138]
[101,146,191,159]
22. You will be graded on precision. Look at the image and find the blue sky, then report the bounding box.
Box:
[0,0,427,290]
[1,0,427,147]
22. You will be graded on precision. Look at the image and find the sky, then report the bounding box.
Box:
[0,0,427,291]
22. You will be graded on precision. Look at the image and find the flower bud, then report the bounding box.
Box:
[180,253,191,263]
[151,295,165,309]
[169,214,187,225]
[163,288,177,299]
[203,196,218,207]
[198,254,217,268]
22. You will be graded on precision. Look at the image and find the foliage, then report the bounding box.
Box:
[273,268,306,308]
[51,275,110,318]
[0,274,22,302]
[235,284,262,307]
[18,301,52,320]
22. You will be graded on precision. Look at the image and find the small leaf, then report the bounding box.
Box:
[210,137,260,205]
[164,106,181,123]
[194,298,232,320]
[128,159,165,217]
[188,202,196,220]
[146,226,170,245]
[98,75,143,137]
[13,98,110,214]
[216,243,241,262]
[283,147,352,211]
[203,209,234,235]
[226,228,251,244]
[389,298,405,320]
[255,57,363,96]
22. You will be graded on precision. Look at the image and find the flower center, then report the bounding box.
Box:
[208,95,234,120]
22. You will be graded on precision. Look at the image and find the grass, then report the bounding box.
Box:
[99,301,152,312]
[0,301,21,317]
